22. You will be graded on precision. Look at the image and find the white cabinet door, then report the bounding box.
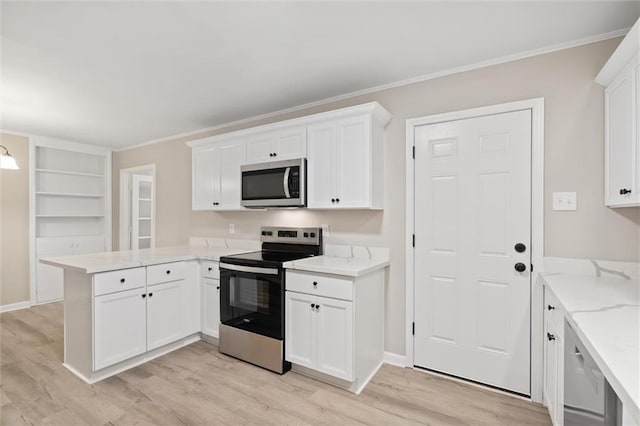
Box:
[246,127,306,164]
[334,116,370,208]
[94,287,147,370]
[218,140,245,210]
[315,296,353,381]
[605,52,640,207]
[275,127,307,160]
[285,291,316,369]
[192,146,220,210]
[36,237,75,303]
[544,318,559,424]
[246,133,276,164]
[202,278,220,338]
[307,122,337,208]
[182,265,200,336]
[146,281,185,351]
[36,263,64,303]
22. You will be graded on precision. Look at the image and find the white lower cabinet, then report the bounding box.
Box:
[285,269,384,393]
[315,296,353,380]
[286,291,354,381]
[202,277,221,338]
[72,261,200,380]
[285,291,317,369]
[146,280,185,351]
[94,287,147,370]
[543,287,564,426]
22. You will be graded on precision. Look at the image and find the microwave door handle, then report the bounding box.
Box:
[283,167,291,198]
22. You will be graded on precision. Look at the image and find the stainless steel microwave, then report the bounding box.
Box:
[241,158,306,208]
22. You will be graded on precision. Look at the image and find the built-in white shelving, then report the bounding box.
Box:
[30,137,111,305]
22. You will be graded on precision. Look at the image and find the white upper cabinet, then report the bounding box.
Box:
[246,127,306,164]
[187,102,391,211]
[191,137,245,211]
[596,19,640,207]
[307,109,389,209]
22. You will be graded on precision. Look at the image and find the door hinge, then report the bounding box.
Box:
[412,234,415,247]
[412,146,415,159]
[412,322,415,336]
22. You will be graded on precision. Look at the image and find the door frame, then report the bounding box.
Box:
[119,164,156,251]
[405,98,545,403]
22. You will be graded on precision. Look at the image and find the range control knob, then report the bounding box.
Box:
[310,232,316,238]
[303,232,309,238]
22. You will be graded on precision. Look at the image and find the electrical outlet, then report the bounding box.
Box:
[320,224,330,236]
[229,223,235,234]
[552,192,577,211]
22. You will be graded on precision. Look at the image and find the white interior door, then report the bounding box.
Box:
[414,110,532,395]
[131,174,153,250]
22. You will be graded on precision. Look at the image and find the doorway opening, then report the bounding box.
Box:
[119,164,155,251]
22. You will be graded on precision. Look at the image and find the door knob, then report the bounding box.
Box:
[547,332,555,341]
[514,262,527,272]
[514,243,526,253]
[620,188,632,195]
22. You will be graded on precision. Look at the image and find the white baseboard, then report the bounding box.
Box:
[383,351,407,367]
[0,300,31,313]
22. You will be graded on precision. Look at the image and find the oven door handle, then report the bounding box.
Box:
[219,263,279,276]
[283,167,291,198]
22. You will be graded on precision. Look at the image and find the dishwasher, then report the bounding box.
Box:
[564,321,621,426]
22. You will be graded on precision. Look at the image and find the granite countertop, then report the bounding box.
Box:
[540,272,639,423]
[40,246,255,274]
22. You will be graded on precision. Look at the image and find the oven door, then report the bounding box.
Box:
[219,263,284,340]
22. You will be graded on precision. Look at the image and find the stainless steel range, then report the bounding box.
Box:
[218,226,322,374]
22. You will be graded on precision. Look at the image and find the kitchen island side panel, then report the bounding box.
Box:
[63,269,94,379]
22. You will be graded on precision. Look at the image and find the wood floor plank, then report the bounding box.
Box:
[0,303,551,425]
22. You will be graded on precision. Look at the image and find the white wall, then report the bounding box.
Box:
[113,38,640,356]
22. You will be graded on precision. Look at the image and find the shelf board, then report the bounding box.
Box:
[138,236,152,240]
[138,198,152,201]
[138,217,152,220]
[36,192,104,198]
[36,168,104,178]
[36,214,105,218]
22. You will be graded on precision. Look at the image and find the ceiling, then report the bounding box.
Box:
[1,1,639,149]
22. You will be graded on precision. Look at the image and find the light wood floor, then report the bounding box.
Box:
[1,302,551,425]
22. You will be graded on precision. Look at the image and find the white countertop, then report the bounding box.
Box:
[540,273,640,422]
[40,245,390,277]
[283,255,389,277]
[40,246,254,274]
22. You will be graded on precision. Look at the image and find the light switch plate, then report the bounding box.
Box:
[552,192,577,211]
[228,223,235,234]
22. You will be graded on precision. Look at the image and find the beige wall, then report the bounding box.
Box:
[0,133,30,306]
[113,38,640,355]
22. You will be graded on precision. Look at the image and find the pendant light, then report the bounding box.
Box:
[0,145,19,170]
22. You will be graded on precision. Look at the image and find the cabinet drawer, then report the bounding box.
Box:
[147,261,186,286]
[544,287,565,341]
[286,271,353,301]
[201,261,220,279]
[94,267,146,296]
